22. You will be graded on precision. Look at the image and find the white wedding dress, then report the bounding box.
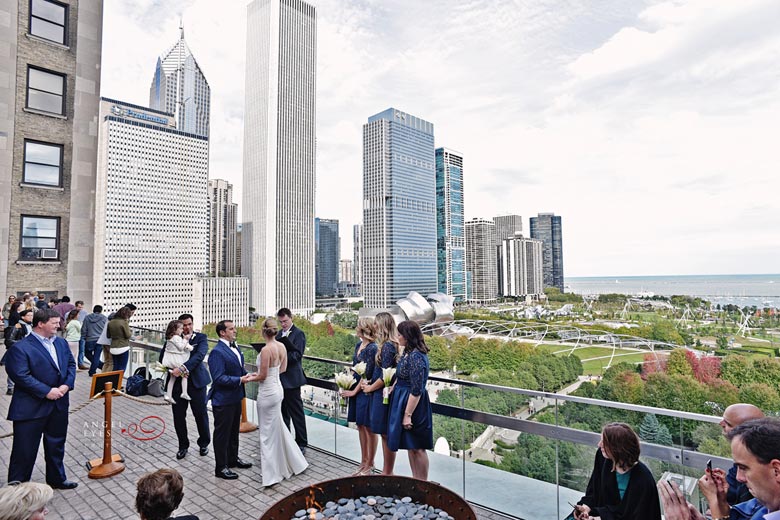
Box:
[256,364,308,487]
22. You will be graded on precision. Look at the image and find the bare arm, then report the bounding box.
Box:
[279,344,288,374]
[257,346,271,381]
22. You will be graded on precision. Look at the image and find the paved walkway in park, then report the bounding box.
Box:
[0,369,509,520]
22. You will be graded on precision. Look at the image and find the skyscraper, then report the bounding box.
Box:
[498,235,544,298]
[493,215,523,244]
[242,0,316,316]
[352,224,362,286]
[315,218,339,297]
[208,179,238,276]
[465,218,498,302]
[93,98,209,328]
[340,259,353,283]
[362,108,437,309]
[0,0,104,302]
[149,24,211,138]
[530,213,564,292]
[435,148,466,301]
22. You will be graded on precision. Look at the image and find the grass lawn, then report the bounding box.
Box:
[581,353,651,375]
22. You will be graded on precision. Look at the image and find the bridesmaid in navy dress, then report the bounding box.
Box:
[362,312,398,475]
[340,317,378,475]
[388,320,433,480]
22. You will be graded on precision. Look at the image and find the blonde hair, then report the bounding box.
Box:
[374,312,399,366]
[262,318,279,339]
[0,482,53,519]
[355,317,377,342]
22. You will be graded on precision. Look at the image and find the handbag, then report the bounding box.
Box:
[147,377,165,397]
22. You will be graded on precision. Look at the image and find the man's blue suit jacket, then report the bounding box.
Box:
[6,334,76,421]
[207,341,246,407]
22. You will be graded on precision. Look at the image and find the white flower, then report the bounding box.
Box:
[334,371,355,390]
[352,362,367,377]
[382,367,396,385]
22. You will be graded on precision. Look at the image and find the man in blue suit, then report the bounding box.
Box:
[6,309,77,488]
[208,320,258,479]
[160,313,211,460]
[277,308,308,454]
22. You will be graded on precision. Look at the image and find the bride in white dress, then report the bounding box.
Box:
[255,318,308,487]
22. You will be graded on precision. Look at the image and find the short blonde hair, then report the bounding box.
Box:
[0,482,53,519]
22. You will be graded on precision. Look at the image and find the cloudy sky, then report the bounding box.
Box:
[102,0,780,277]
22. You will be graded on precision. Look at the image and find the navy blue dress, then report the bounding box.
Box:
[388,350,432,451]
[368,341,397,435]
[347,341,377,425]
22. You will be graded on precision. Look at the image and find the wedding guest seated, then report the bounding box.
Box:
[0,482,53,520]
[572,422,661,520]
[135,469,199,520]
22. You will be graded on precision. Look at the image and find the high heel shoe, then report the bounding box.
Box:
[351,466,366,476]
[358,466,375,476]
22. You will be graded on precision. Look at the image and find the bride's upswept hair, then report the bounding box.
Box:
[262,318,279,339]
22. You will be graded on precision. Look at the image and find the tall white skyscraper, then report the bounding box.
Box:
[352,224,362,286]
[94,99,209,328]
[149,24,211,138]
[363,108,437,309]
[208,179,238,276]
[499,235,544,298]
[465,218,498,303]
[242,0,316,316]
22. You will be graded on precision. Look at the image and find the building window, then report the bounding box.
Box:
[26,66,65,115]
[23,140,62,186]
[29,0,67,45]
[20,215,60,260]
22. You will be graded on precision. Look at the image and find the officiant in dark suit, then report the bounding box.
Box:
[6,309,77,488]
[208,320,258,479]
[276,308,308,453]
[160,313,211,460]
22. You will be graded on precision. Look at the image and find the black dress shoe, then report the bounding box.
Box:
[199,447,209,456]
[50,480,78,490]
[215,468,238,480]
[299,446,307,456]
[229,458,252,469]
[176,448,188,460]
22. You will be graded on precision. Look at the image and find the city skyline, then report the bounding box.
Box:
[101,1,780,277]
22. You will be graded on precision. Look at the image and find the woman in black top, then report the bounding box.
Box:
[573,422,661,520]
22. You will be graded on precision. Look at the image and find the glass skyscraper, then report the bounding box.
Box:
[149,25,211,138]
[315,218,340,296]
[362,108,437,309]
[530,213,565,292]
[242,0,317,316]
[435,148,466,302]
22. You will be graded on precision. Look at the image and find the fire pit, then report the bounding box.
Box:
[260,475,477,520]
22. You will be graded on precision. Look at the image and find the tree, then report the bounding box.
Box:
[667,350,694,377]
[639,414,661,442]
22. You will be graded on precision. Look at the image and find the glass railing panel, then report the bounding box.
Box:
[302,357,350,462]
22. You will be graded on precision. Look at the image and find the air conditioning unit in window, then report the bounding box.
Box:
[39,249,58,259]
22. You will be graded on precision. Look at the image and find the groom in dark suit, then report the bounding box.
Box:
[6,309,77,488]
[208,320,258,479]
[160,313,211,460]
[276,308,308,453]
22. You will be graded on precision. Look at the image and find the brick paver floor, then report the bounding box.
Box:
[0,370,509,519]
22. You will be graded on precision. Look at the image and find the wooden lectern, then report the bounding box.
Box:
[86,374,126,478]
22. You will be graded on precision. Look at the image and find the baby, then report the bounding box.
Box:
[162,319,193,403]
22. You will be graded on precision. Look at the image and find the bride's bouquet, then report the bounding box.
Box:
[382,367,396,404]
[151,361,169,373]
[334,371,355,409]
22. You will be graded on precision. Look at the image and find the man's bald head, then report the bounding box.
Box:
[720,403,765,435]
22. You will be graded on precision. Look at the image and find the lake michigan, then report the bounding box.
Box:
[564,274,780,308]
